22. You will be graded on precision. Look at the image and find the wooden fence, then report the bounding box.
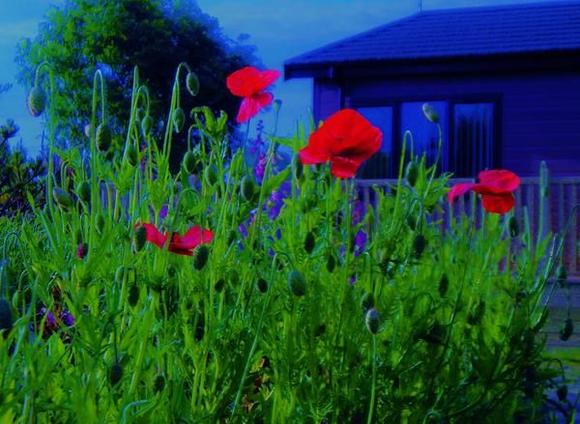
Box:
[357,177,580,277]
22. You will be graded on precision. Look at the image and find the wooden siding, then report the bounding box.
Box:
[314,72,580,177]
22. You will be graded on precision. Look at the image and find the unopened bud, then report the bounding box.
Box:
[186,72,200,96]
[76,181,90,204]
[183,151,196,175]
[405,160,419,187]
[109,363,123,386]
[96,124,112,152]
[134,226,147,252]
[288,270,306,297]
[304,231,315,254]
[53,187,74,210]
[422,103,439,124]
[559,318,574,341]
[365,308,380,334]
[27,86,46,117]
[193,245,210,270]
[172,108,185,133]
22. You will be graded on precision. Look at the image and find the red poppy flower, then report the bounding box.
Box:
[137,223,213,256]
[299,109,383,178]
[226,66,280,123]
[447,169,521,214]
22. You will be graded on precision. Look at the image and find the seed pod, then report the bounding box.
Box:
[438,273,449,297]
[193,245,210,270]
[326,253,336,273]
[134,226,147,252]
[508,216,519,238]
[52,187,74,210]
[412,234,427,258]
[288,270,306,297]
[27,86,46,117]
[173,108,185,133]
[556,264,567,287]
[204,164,218,186]
[141,115,153,136]
[0,298,13,335]
[96,124,112,152]
[128,284,139,307]
[96,213,106,234]
[557,385,568,402]
[76,181,91,204]
[154,374,166,393]
[109,363,123,386]
[559,318,574,341]
[240,176,256,202]
[256,278,268,293]
[365,308,380,334]
[183,151,196,175]
[304,231,315,254]
[186,72,200,96]
[214,278,225,292]
[422,103,439,124]
[361,292,375,313]
[127,144,138,167]
[467,300,486,326]
[405,160,419,187]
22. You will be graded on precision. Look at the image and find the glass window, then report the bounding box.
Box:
[452,103,495,178]
[400,101,448,169]
[357,106,393,179]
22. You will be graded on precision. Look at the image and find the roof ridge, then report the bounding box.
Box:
[420,0,580,15]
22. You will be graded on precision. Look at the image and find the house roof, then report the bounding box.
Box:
[285,1,580,78]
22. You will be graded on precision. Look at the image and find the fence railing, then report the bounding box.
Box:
[356,176,580,276]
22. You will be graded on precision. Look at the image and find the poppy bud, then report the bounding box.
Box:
[559,318,574,341]
[154,374,166,393]
[186,72,200,96]
[361,292,375,313]
[128,284,139,307]
[214,278,225,292]
[0,298,13,336]
[406,215,417,231]
[173,108,185,133]
[405,160,419,187]
[304,231,315,254]
[76,243,88,259]
[204,164,218,186]
[557,385,568,402]
[141,115,153,136]
[288,270,306,297]
[467,300,486,325]
[76,181,90,204]
[292,155,303,181]
[183,151,196,175]
[326,253,336,273]
[193,245,210,270]
[508,216,519,238]
[240,176,257,202]
[422,103,439,124]
[556,264,567,287]
[96,124,112,152]
[96,213,106,234]
[109,362,123,386]
[52,187,74,210]
[127,144,138,167]
[134,226,147,252]
[438,273,449,297]
[256,278,268,293]
[365,308,380,334]
[315,323,326,337]
[412,234,427,258]
[27,86,46,117]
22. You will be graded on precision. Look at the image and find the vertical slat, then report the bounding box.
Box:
[571,182,577,274]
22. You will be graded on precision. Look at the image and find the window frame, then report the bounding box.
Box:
[347,94,503,178]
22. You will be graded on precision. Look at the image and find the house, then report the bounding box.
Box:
[284,1,580,179]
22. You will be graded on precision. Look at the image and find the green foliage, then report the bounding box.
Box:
[16,0,257,168]
[0,66,568,423]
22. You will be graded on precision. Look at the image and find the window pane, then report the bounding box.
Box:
[452,103,494,178]
[357,106,393,179]
[401,101,448,168]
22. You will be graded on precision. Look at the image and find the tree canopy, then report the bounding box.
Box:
[16,0,258,166]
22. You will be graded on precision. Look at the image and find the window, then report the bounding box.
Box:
[401,101,448,169]
[356,106,393,179]
[451,103,495,177]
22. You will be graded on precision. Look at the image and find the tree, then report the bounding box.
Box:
[16,0,258,168]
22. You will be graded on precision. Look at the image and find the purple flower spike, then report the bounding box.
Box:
[354,230,367,257]
[61,310,75,327]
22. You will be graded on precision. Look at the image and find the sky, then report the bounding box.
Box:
[0,0,551,156]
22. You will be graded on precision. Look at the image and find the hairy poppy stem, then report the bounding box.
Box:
[367,336,377,424]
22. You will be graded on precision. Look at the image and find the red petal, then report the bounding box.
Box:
[227,67,280,98]
[236,92,273,123]
[329,156,360,179]
[477,169,520,194]
[481,193,515,214]
[447,183,476,203]
[299,144,329,165]
[139,223,167,248]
